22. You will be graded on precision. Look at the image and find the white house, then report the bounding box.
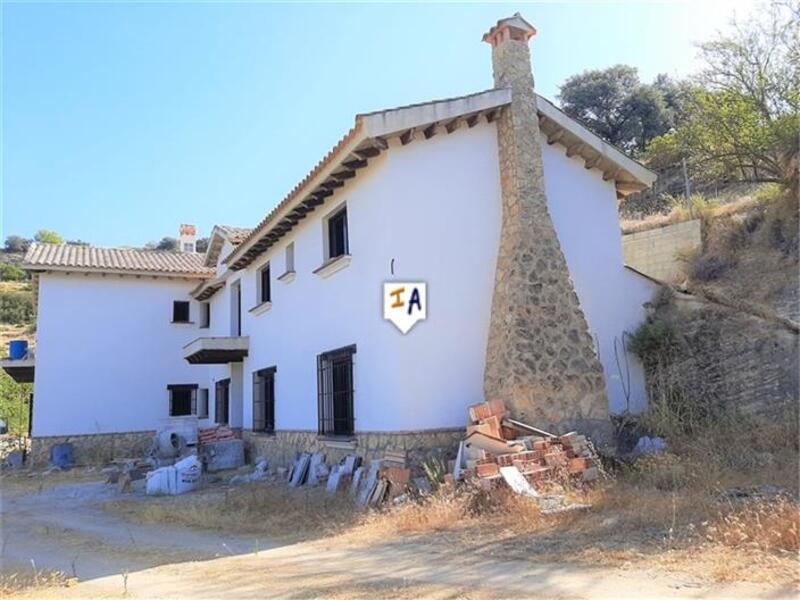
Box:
[5,15,659,466]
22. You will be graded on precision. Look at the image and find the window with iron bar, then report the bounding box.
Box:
[252,366,276,433]
[317,344,356,437]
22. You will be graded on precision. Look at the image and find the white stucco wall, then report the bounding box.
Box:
[542,139,658,413]
[33,274,212,436]
[200,122,503,432]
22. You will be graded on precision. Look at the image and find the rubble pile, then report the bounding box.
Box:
[455,399,600,492]
[198,426,237,444]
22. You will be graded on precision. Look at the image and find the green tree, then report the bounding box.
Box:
[4,235,31,253]
[34,229,64,244]
[558,65,677,154]
[195,237,210,253]
[0,263,26,282]
[0,370,31,436]
[646,2,799,186]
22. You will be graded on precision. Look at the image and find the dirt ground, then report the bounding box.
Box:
[1,473,796,599]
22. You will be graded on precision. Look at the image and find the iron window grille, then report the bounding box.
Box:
[168,384,198,417]
[252,366,276,433]
[317,344,356,437]
[172,301,190,323]
[215,378,230,425]
[327,207,348,259]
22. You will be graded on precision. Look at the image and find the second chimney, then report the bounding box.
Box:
[179,224,197,253]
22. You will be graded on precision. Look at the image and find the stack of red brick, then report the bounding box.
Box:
[198,426,237,444]
[459,399,598,488]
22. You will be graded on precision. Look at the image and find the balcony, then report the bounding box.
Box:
[1,351,35,383]
[183,336,249,365]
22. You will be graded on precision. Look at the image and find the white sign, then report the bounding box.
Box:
[383,282,427,334]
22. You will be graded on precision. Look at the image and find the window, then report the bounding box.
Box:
[285,242,295,273]
[230,281,241,336]
[199,303,211,329]
[197,388,209,418]
[168,384,198,417]
[252,367,276,433]
[215,379,230,424]
[317,345,355,437]
[183,242,194,252]
[259,263,271,304]
[172,301,190,323]
[327,207,348,259]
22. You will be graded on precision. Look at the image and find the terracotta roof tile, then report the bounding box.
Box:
[23,244,214,278]
[216,225,253,245]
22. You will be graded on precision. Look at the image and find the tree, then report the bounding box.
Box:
[4,236,31,254]
[34,229,64,244]
[558,65,677,154]
[646,2,799,186]
[145,237,178,252]
[195,237,210,253]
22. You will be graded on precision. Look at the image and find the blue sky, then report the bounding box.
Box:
[2,1,756,247]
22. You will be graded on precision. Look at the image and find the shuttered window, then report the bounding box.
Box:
[215,379,230,425]
[172,301,190,323]
[327,208,348,259]
[252,367,276,433]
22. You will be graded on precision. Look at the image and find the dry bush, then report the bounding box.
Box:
[706,497,800,554]
[0,569,75,595]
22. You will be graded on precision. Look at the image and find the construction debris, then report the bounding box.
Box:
[198,426,237,444]
[458,399,601,499]
[202,439,245,472]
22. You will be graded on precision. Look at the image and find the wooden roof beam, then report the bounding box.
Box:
[423,124,438,139]
[565,143,585,158]
[330,170,356,181]
[355,147,381,159]
[400,128,416,145]
[485,108,502,123]
[547,130,564,145]
[466,113,480,128]
[584,155,602,170]
[444,117,462,133]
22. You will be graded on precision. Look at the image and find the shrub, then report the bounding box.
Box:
[628,319,679,364]
[0,291,34,324]
[690,254,735,281]
[0,263,26,281]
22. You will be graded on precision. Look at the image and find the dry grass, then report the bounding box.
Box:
[0,569,76,596]
[621,194,767,234]
[1,468,102,495]
[104,481,368,543]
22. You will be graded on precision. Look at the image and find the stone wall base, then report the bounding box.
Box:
[242,428,464,470]
[29,431,155,468]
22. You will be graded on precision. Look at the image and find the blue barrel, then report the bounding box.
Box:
[9,340,28,360]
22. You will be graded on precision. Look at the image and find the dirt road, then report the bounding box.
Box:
[2,480,795,599]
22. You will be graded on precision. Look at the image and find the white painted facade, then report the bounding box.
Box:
[32,274,211,436]
[27,117,657,439]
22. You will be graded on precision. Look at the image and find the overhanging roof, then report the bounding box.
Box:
[183,336,249,364]
[226,88,656,272]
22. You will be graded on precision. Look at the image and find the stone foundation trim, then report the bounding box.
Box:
[29,430,156,468]
[243,428,464,470]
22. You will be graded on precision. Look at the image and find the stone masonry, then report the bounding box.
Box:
[482,15,609,438]
[29,430,155,468]
[243,428,463,470]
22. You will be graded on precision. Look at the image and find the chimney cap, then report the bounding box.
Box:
[483,13,537,46]
[179,224,196,236]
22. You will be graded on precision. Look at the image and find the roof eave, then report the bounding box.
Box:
[23,264,213,280]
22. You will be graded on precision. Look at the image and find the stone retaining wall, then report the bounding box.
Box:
[243,428,464,470]
[29,431,155,468]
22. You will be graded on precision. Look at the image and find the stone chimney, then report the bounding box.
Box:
[179,224,197,253]
[482,14,609,438]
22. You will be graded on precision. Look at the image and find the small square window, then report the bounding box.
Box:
[259,264,271,304]
[168,385,197,417]
[327,208,348,260]
[172,301,190,323]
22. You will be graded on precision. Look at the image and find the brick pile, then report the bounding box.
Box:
[459,399,599,489]
[198,426,237,444]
